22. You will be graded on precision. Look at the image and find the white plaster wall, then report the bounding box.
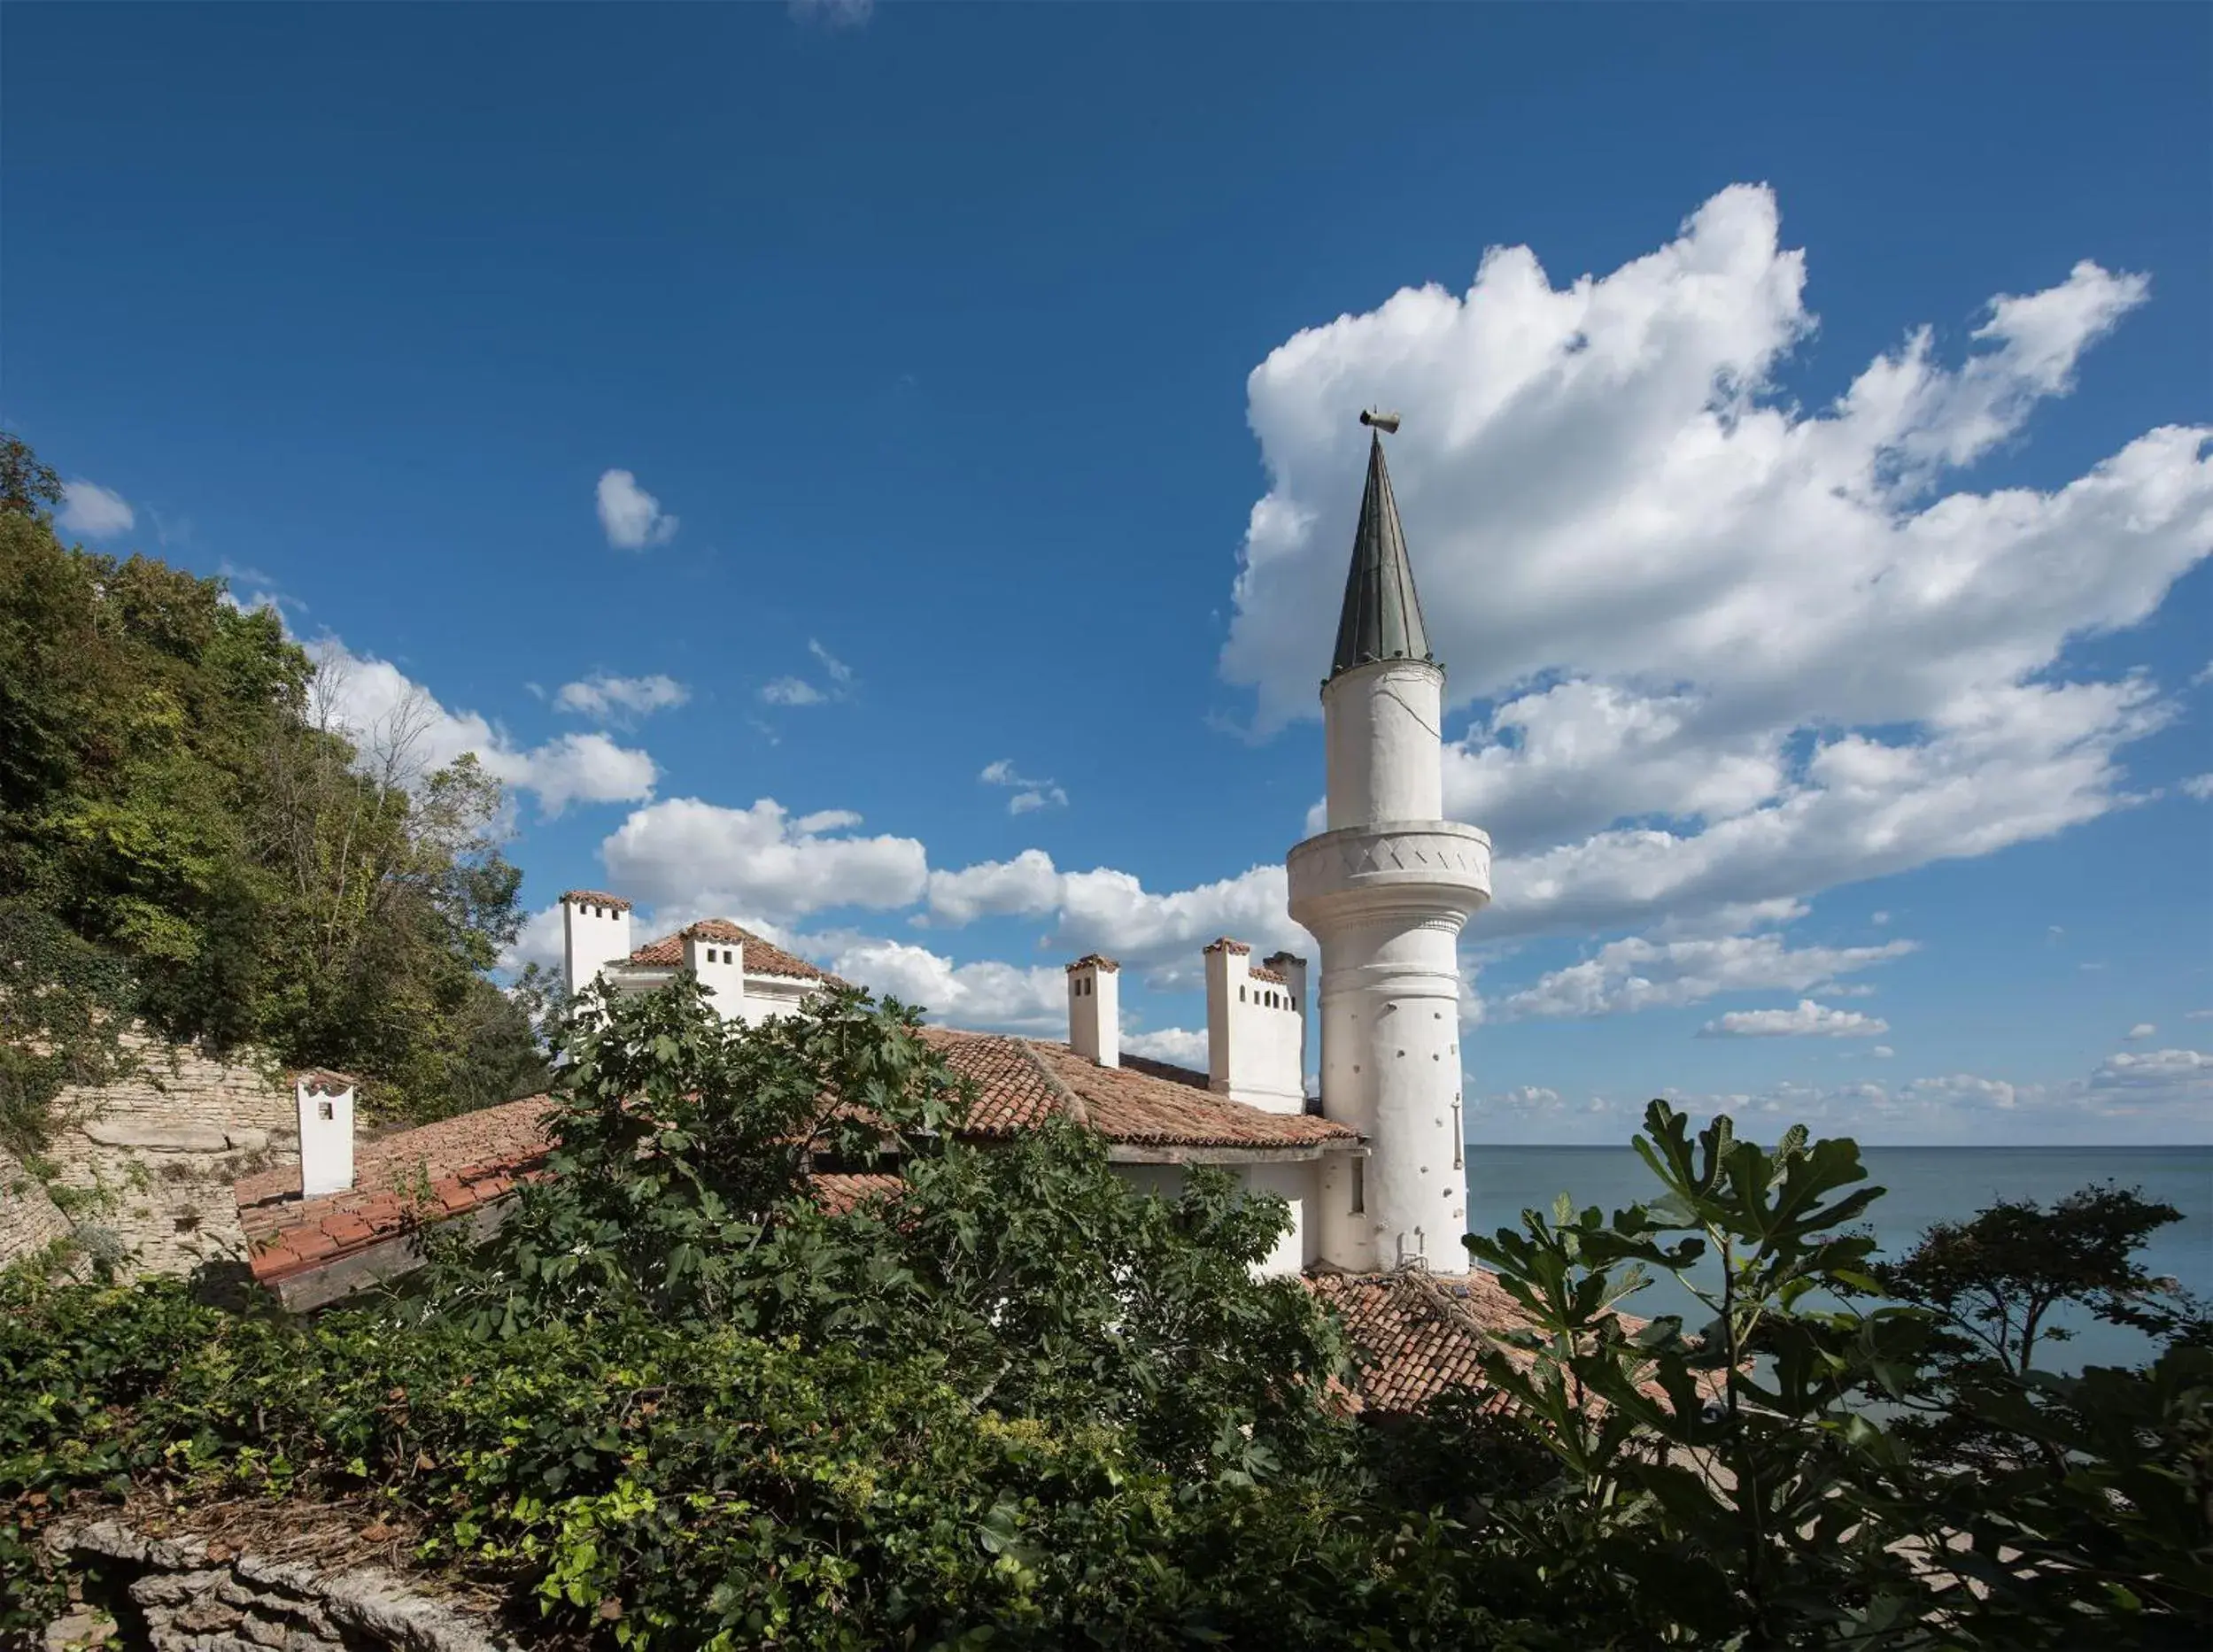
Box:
[1242,1158,1320,1276]
[1104,1159,1320,1278]
[1112,1164,1187,1200]
[1323,660,1445,831]
[562,900,632,996]
[740,976,816,1025]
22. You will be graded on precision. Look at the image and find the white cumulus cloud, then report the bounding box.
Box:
[1057,863,1305,979]
[1698,1000,1891,1039]
[1226,183,2209,948]
[1123,1027,1210,1069]
[2091,1047,2213,1092]
[980,760,1068,815]
[554,672,690,724]
[925,850,1064,926]
[501,902,568,976]
[1496,925,1915,1022]
[595,468,679,550]
[600,797,927,923]
[310,637,656,816]
[826,937,1064,1033]
[59,480,135,539]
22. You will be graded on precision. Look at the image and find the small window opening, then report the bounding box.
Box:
[1239,985,1246,1003]
[1451,1099,1464,1171]
[1350,1159,1366,1215]
[317,1100,334,1121]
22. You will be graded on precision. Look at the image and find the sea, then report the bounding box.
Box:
[1465,1145,2213,1372]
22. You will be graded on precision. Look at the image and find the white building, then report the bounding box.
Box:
[560,894,844,1027]
[546,412,1490,1281]
[235,412,1491,1314]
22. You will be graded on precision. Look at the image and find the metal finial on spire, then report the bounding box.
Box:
[1327,408,1433,683]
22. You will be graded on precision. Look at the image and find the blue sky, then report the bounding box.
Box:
[8,2,2209,1144]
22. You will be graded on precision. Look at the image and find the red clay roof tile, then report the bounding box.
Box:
[561,890,633,910]
[626,921,850,985]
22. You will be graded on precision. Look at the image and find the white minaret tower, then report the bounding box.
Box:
[1288,411,1492,1273]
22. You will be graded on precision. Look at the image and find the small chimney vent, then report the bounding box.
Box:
[295,1070,358,1200]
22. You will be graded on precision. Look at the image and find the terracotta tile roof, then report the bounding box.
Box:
[807,1171,905,1216]
[561,890,632,910]
[1248,965,1288,986]
[923,1032,1356,1151]
[1202,938,1251,955]
[1064,953,1120,973]
[236,1092,557,1286]
[291,1069,360,1092]
[626,920,849,985]
[919,1029,1066,1133]
[1037,1042,1350,1150]
[1304,1268,1529,1415]
[1305,1266,1727,1417]
[235,1023,1356,1302]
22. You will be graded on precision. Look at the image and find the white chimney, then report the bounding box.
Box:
[561,890,633,997]
[682,923,748,1023]
[296,1070,357,1199]
[1263,950,1311,1103]
[1204,938,1306,1114]
[1066,953,1120,1067]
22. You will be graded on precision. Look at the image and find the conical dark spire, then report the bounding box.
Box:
[1327,422,1434,683]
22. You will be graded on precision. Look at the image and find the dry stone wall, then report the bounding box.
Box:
[44,1519,519,1652]
[31,1031,299,1278]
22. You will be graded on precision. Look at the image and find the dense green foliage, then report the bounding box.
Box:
[0,435,544,1141]
[1465,1108,2211,1646]
[4,976,2207,1648]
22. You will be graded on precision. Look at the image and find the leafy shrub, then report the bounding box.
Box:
[4,984,2206,1648]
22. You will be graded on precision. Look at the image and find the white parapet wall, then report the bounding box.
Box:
[1203,939,1306,1114]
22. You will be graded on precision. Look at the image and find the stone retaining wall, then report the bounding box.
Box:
[35,1031,299,1278]
[43,1519,517,1652]
[1,1141,75,1270]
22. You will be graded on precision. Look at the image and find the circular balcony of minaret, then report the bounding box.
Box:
[1286,820,1492,929]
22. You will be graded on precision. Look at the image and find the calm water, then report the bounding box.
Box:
[1465,1146,2213,1371]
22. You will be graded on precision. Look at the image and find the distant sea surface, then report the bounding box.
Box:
[1466,1146,2213,1372]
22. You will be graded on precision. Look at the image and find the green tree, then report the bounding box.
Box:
[0,434,61,521]
[1879,1181,2202,1378]
[0,436,544,1131]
